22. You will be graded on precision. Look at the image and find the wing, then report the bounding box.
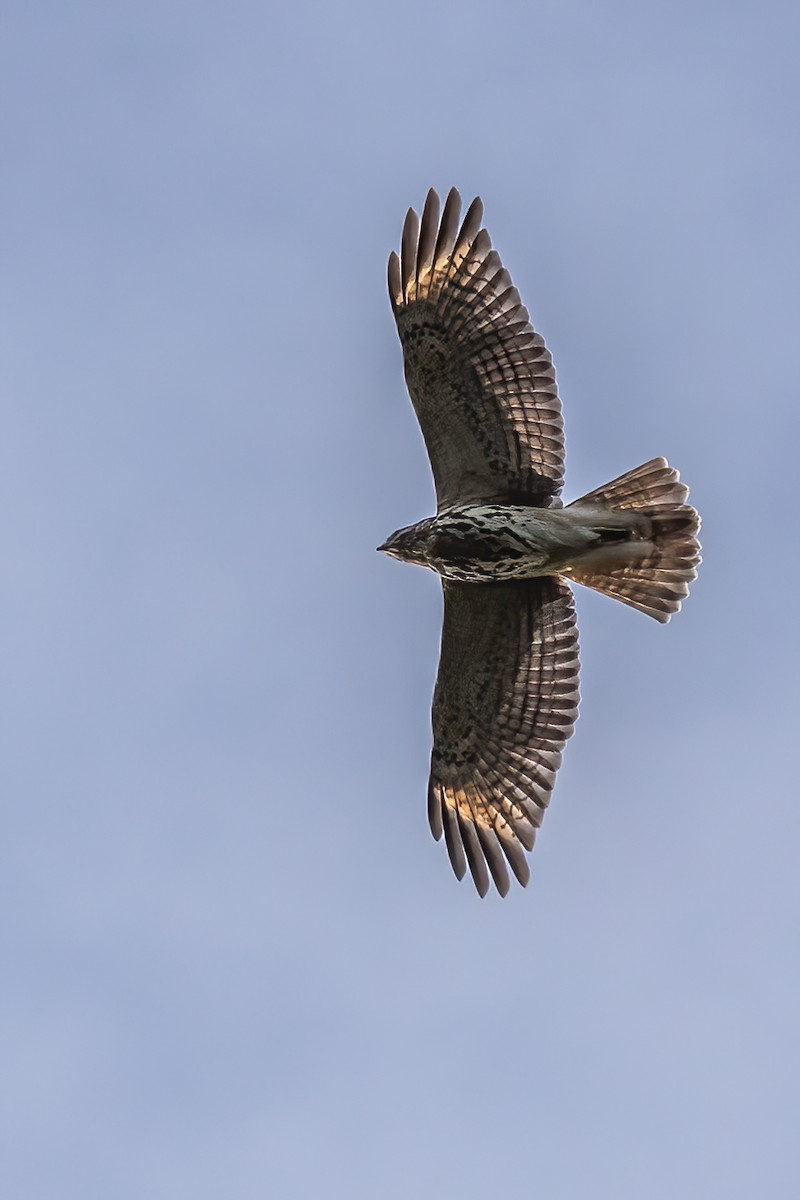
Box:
[428,577,579,897]
[388,188,564,510]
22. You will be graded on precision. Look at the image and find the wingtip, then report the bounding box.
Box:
[417,189,441,280]
[424,185,441,210]
[441,800,467,881]
[471,866,491,899]
[400,205,420,295]
[458,810,491,898]
[391,187,489,307]
[427,781,444,841]
[474,822,511,897]
[458,195,485,247]
[387,250,401,307]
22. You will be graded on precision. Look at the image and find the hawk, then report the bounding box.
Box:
[381,188,701,897]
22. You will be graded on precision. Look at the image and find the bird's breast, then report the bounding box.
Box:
[424,505,580,582]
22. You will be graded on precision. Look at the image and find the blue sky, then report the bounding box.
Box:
[3,2,799,1196]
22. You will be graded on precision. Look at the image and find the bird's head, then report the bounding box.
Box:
[377,519,434,567]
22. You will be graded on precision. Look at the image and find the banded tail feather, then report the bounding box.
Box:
[564,458,701,622]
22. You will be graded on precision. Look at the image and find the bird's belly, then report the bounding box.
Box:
[432,554,553,583]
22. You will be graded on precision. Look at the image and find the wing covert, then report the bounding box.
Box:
[429,577,579,897]
[389,188,565,510]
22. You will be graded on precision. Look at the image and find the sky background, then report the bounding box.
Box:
[3,1,799,1196]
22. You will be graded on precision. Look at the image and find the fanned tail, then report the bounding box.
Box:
[564,458,701,623]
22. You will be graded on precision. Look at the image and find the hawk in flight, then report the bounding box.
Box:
[381,188,701,897]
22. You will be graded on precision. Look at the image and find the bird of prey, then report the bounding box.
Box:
[380,187,701,898]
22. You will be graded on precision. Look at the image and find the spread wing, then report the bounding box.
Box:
[388,188,565,510]
[428,577,579,897]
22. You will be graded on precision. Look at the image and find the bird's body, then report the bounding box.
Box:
[383,188,701,897]
[381,501,651,583]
